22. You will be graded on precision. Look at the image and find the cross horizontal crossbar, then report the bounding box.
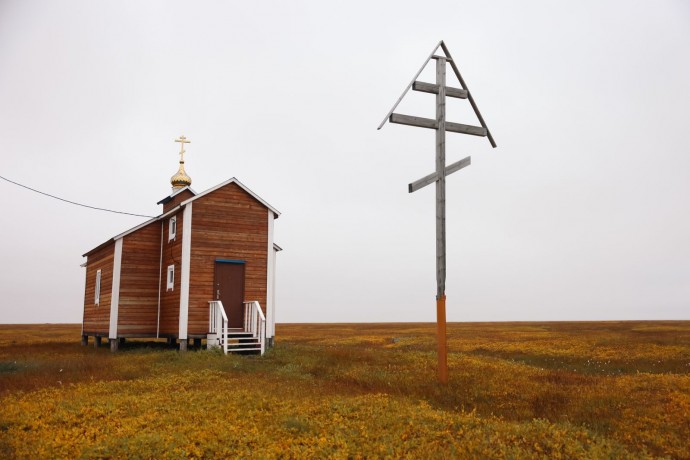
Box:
[389,113,487,136]
[408,156,471,193]
[413,81,468,99]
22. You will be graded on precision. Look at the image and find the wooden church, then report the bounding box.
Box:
[80,136,281,354]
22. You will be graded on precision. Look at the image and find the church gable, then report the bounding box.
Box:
[181,177,280,218]
[195,181,271,217]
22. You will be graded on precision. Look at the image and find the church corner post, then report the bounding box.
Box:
[378,41,496,384]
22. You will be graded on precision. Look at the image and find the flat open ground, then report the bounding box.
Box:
[1,322,689,459]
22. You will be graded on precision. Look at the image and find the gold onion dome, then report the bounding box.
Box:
[171,135,192,190]
[171,163,192,189]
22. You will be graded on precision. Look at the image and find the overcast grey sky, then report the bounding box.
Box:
[1,1,688,324]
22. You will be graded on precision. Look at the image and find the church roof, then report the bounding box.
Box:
[82,177,279,257]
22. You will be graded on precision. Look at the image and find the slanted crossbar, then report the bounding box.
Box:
[409,156,471,193]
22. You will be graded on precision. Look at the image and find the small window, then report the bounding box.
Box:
[169,216,177,241]
[167,265,175,291]
[94,269,102,305]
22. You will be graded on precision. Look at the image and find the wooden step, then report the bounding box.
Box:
[224,341,260,346]
[226,347,262,354]
[222,340,260,345]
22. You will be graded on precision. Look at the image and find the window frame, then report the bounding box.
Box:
[167,265,175,291]
[95,269,102,305]
[169,216,177,241]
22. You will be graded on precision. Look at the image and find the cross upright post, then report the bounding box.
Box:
[434,56,449,384]
[378,41,496,385]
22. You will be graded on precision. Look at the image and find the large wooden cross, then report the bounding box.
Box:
[379,41,496,384]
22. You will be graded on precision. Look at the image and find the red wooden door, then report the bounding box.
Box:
[214,262,245,328]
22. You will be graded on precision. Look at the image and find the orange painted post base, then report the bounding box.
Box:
[436,294,448,384]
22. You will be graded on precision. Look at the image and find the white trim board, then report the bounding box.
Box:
[109,239,123,339]
[266,210,275,339]
[178,202,193,340]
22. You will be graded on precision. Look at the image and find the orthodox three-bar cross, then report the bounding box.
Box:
[175,135,191,162]
[378,41,496,384]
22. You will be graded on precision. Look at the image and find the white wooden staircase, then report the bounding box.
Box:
[208,300,266,355]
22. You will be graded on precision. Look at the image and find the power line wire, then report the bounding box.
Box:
[0,174,155,218]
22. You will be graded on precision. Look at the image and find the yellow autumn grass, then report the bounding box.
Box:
[1,321,689,459]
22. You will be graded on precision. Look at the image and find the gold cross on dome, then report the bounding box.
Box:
[174,135,191,162]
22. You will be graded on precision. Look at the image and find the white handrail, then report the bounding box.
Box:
[210,300,264,355]
[243,300,266,355]
[208,300,228,354]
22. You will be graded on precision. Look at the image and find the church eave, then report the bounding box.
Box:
[157,185,197,205]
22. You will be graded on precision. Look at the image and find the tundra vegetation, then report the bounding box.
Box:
[0,321,689,459]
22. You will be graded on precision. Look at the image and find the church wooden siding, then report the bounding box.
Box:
[187,182,269,336]
[158,210,184,336]
[82,241,114,336]
[163,189,194,214]
[117,221,161,336]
